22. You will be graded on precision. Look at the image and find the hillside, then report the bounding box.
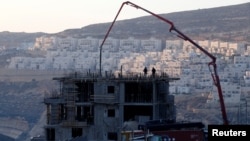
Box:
[1,2,249,49]
[0,69,62,141]
[58,2,250,42]
[0,31,47,48]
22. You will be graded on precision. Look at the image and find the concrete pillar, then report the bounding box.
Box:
[119,82,125,141]
[153,81,156,119]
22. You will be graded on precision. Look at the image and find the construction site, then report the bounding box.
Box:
[39,1,243,140]
[43,71,179,141]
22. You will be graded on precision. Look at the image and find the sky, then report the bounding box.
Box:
[0,0,249,33]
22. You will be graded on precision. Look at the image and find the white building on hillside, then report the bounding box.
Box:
[141,38,162,52]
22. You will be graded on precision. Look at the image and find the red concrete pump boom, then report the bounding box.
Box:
[99,1,229,125]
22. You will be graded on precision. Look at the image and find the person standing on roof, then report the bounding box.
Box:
[143,67,148,76]
[152,67,156,77]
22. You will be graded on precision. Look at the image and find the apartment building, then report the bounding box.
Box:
[43,72,179,141]
[8,36,248,104]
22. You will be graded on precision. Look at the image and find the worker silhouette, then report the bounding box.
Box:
[152,67,156,77]
[143,67,148,75]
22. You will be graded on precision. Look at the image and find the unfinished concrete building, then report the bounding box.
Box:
[43,72,179,141]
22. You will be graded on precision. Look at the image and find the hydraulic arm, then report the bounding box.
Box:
[99,1,229,125]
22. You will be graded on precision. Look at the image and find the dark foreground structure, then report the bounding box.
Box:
[43,72,182,141]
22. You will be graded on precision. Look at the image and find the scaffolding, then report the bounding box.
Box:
[43,72,179,141]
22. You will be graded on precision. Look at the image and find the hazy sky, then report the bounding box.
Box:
[0,0,249,33]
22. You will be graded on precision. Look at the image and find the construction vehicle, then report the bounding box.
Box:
[99,1,229,125]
